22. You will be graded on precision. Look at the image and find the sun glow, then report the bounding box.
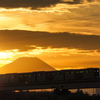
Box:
[0,16,8,20]
[0,52,14,59]
[0,16,12,23]
[0,52,14,66]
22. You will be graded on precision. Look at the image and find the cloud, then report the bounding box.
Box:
[0,0,62,9]
[0,0,99,9]
[62,0,100,4]
[73,0,100,3]
[0,30,100,51]
[1,2,100,35]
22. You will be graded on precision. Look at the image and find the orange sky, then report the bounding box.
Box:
[0,0,100,71]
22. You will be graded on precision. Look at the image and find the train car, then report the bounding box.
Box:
[45,71,57,82]
[56,71,64,81]
[83,68,99,79]
[26,72,36,83]
[0,74,10,84]
[0,73,19,85]
[73,69,84,80]
[36,71,46,82]
[9,73,19,84]
[0,68,99,86]
[18,72,36,84]
[64,68,99,81]
[64,69,75,80]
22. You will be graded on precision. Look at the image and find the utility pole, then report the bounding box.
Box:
[93,88,95,100]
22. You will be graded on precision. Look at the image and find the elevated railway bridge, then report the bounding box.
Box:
[0,68,100,94]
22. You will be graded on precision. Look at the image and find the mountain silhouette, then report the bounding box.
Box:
[0,57,56,74]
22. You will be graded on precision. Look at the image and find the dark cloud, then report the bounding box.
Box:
[0,30,100,51]
[62,0,96,4]
[73,0,95,3]
[0,0,62,9]
[0,0,96,9]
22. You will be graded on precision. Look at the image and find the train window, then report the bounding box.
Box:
[11,75,14,78]
[38,74,41,76]
[25,82,28,84]
[80,71,84,73]
[94,69,99,72]
[66,72,69,74]
[76,71,79,73]
[97,70,99,72]
[24,75,27,77]
[29,74,31,77]
[71,71,74,74]
[2,76,4,79]
[20,75,23,78]
[94,70,96,72]
[86,71,88,73]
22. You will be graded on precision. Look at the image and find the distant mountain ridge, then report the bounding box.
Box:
[0,57,56,74]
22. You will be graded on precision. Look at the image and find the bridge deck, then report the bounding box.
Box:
[0,78,100,91]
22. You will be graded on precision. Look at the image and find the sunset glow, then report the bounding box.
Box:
[0,52,14,59]
[0,2,100,34]
[0,0,100,73]
[0,47,100,70]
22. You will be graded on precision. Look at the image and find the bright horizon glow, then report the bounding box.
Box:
[0,52,14,59]
[0,47,100,70]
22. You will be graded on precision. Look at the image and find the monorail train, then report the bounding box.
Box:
[0,68,99,85]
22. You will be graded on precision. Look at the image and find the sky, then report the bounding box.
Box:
[0,0,100,70]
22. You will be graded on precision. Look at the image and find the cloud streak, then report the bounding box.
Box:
[0,30,100,51]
